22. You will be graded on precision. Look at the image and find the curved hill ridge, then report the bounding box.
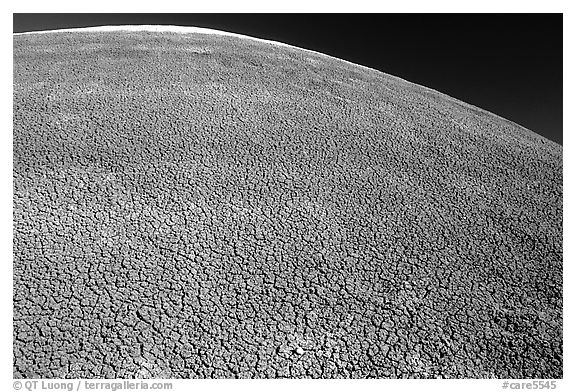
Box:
[13,28,562,379]
[13,25,550,139]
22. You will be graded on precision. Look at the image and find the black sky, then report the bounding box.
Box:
[13,14,563,145]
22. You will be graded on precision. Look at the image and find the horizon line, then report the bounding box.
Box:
[13,24,544,142]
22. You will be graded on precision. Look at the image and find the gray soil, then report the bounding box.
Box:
[13,31,563,378]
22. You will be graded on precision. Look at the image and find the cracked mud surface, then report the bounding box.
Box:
[13,30,562,378]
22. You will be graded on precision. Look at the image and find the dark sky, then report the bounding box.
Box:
[13,14,563,144]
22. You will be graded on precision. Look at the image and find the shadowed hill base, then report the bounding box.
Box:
[13,27,562,379]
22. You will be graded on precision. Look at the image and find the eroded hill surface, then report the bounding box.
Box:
[13,30,562,378]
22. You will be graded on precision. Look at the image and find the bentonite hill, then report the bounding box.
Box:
[13,26,562,379]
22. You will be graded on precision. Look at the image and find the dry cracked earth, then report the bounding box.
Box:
[13,29,563,379]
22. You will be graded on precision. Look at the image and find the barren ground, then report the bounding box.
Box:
[13,30,562,378]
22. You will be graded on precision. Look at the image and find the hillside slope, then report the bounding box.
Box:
[13,28,562,378]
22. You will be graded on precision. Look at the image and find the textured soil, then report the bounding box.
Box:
[13,30,563,378]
